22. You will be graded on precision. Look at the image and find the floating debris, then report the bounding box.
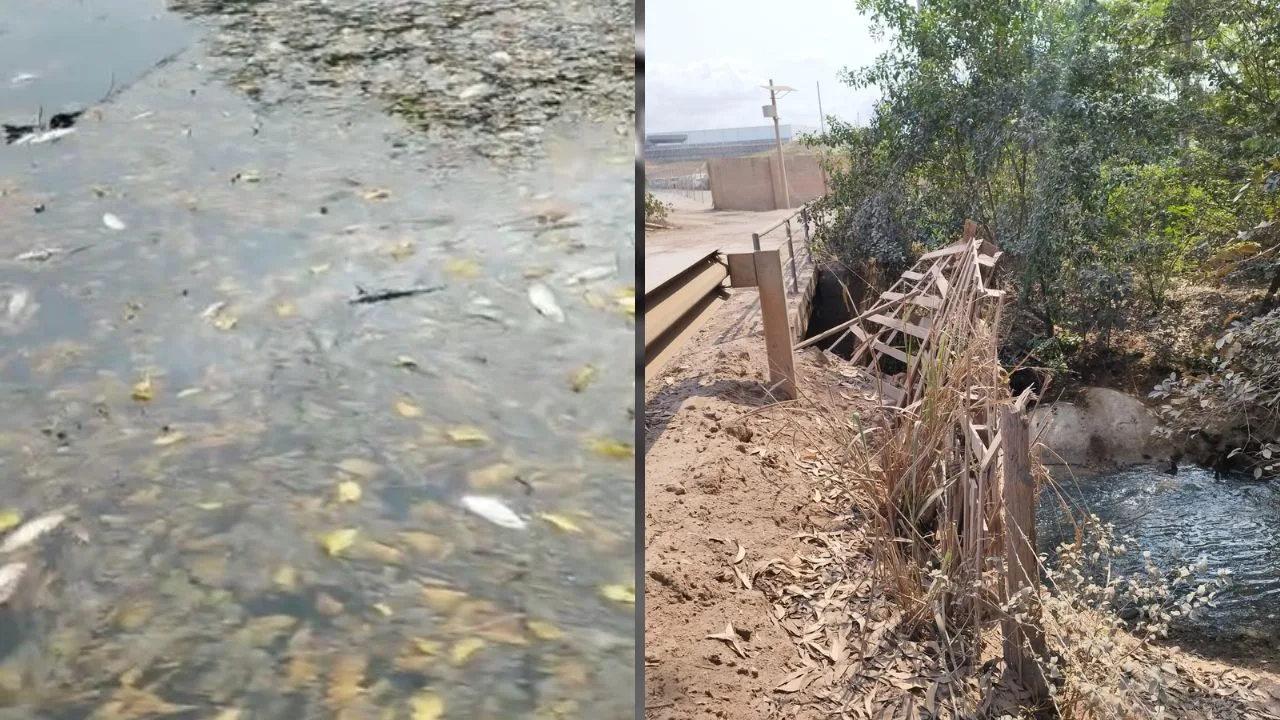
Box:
[9,72,38,86]
[568,266,615,285]
[102,213,127,231]
[349,284,443,305]
[0,511,67,553]
[460,495,526,530]
[528,283,565,322]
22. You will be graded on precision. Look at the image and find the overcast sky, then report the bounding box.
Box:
[644,0,888,133]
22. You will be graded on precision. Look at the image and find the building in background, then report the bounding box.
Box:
[644,124,820,163]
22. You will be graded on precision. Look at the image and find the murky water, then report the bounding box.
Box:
[1039,466,1280,646]
[1,1,635,717]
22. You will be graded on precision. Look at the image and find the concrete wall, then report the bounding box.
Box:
[708,154,827,211]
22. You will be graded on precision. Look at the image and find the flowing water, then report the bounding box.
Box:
[1,1,635,717]
[1038,465,1280,653]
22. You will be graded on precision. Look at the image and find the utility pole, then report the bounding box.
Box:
[762,79,796,209]
[816,81,826,135]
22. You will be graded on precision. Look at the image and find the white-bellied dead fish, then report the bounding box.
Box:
[460,495,526,530]
[102,213,126,231]
[0,562,27,604]
[0,511,67,553]
[527,283,565,322]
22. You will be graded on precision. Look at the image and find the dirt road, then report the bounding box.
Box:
[645,192,799,293]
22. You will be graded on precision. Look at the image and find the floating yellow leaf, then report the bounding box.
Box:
[466,463,516,490]
[131,374,154,402]
[351,541,404,565]
[326,654,367,705]
[336,458,381,479]
[410,692,445,720]
[587,438,634,459]
[274,301,297,317]
[211,313,238,331]
[568,365,596,393]
[320,529,358,556]
[287,654,318,688]
[154,431,187,447]
[538,514,582,534]
[615,287,636,317]
[421,587,467,612]
[395,400,423,418]
[527,620,563,641]
[412,638,443,656]
[445,258,482,279]
[446,426,491,446]
[387,241,416,261]
[399,531,446,556]
[0,510,21,533]
[373,603,394,617]
[273,565,298,591]
[600,584,635,604]
[212,709,243,720]
[336,481,362,504]
[449,637,485,667]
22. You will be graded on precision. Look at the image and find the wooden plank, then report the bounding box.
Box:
[754,250,797,399]
[868,314,930,340]
[900,270,926,281]
[933,269,950,298]
[998,408,1048,702]
[919,242,970,261]
[880,292,943,310]
[871,341,908,364]
[726,252,757,287]
[977,253,1000,267]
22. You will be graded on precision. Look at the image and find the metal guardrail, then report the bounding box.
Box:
[643,202,819,392]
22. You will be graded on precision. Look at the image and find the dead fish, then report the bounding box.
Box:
[528,283,565,322]
[15,248,60,262]
[0,563,27,605]
[9,72,38,86]
[460,495,526,530]
[12,128,76,146]
[567,266,615,285]
[0,511,67,553]
[102,213,126,231]
[200,301,227,319]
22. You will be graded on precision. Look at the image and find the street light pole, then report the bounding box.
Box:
[763,79,795,209]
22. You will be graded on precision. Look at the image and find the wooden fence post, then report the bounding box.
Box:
[754,249,797,399]
[785,219,799,293]
[999,407,1048,702]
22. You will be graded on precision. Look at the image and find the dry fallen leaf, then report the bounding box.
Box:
[569,365,596,393]
[410,692,445,720]
[131,374,154,401]
[527,620,563,641]
[336,481,362,504]
[445,257,482,279]
[467,462,516,489]
[446,426,491,445]
[421,587,468,612]
[320,529,358,556]
[538,513,582,533]
[706,623,748,659]
[0,510,22,533]
[395,400,423,418]
[450,637,486,667]
[600,584,635,604]
[587,438,634,459]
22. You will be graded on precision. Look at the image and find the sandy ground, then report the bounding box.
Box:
[642,233,1280,718]
[645,191,803,294]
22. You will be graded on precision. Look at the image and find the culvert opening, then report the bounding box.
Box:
[802,264,868,360]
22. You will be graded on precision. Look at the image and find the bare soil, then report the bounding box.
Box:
[644,284,1280,719]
